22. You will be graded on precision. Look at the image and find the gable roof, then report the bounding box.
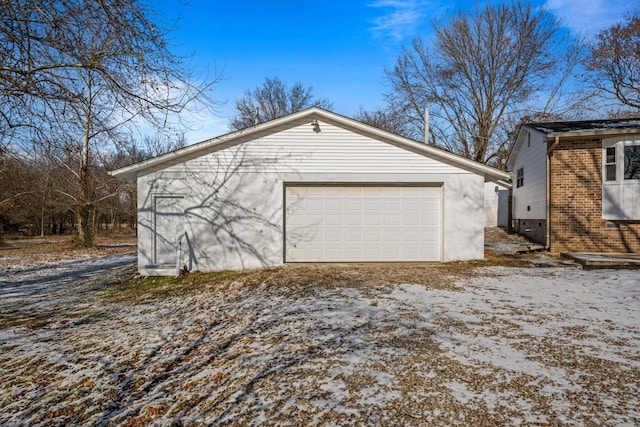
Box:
[507,118,640,170]
[110,107,509,181]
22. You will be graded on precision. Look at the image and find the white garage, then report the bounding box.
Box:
[110,107,510,275]
[285,185,442,262]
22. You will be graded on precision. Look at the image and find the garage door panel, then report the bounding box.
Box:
[345,230,362,241]
[326,248,343,258]
[364,230,381,241]
[346,199,362,210]
[326,198,343,210]
[364,247,383,258]
[366,199,383,209]
[346,215,362,226]
[286,185,442,262]
[365,215,381,225]
[345,247,363,258]
[383,230,401,241]
[384,199,400,210]
[326,230,343,241]
[403,215,419,226]
[306,199,323,210]
[326,214,343,225]
[384,247,401,258]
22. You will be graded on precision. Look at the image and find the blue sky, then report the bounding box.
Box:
[154,0,634,142]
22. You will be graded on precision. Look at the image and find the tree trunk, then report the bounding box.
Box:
[40,204,45,238]
[75,72,97,247]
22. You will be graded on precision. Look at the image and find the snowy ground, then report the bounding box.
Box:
[1,245,639,425]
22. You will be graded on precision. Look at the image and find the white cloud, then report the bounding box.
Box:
[182,111,231,144]
[544,0,631,36]
[368,0,435,40]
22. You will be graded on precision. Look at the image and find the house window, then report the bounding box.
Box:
[603,138,640,220]
[605,146,616,181]
[516,168,524,188]
[624,145,640,180]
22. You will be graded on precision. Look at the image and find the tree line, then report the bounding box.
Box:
[1,0,217,246]
[0,136,183,239]
[1,1,638,245]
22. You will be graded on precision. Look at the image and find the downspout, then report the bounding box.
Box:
[546,135,560,250]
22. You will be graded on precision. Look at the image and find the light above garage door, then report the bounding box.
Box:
[285,185,442,262]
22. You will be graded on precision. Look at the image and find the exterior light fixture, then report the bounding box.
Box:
[311,119,320,133]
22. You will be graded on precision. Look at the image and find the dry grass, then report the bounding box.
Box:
[1,233,639,426]
[0,235,136,270]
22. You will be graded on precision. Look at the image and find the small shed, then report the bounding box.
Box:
[111,108,509,275]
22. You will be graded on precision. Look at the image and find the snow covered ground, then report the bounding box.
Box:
[0,252,639,425]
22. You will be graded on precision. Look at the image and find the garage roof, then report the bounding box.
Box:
[110,107,510,182]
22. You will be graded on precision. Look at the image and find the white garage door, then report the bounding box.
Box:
[285,185,442,262]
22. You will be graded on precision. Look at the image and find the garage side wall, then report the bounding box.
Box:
[443,174,485,261]
[136,120,486,273]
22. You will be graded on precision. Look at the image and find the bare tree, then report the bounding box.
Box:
[385,2,583,164]
[585,12,640,110]
[0,1,219,246]
[230,77,333,130]
[352,107,409,136]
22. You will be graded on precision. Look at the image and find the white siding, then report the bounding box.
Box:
[136,119,486,274]
[169,121,466,175]
[484,181,509,227]
[443,174,485,260]
[512,130,547,220]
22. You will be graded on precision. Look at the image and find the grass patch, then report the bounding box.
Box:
[100,256,543,305]
[102,262,485,304]
[100,270,246,303]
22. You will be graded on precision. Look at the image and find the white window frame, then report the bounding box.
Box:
[604,146,616,182]
[603,140,640,183]
[602,137,640,220]
[516,167,524,188]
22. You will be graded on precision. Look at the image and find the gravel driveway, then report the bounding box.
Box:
[0,252,639,426]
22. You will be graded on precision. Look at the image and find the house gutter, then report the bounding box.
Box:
[546,135,560,250]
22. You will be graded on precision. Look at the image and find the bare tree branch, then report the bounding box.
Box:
[230,77,333,131]
[385,1,584,165]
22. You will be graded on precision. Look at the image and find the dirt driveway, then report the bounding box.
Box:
[1,241,639,426]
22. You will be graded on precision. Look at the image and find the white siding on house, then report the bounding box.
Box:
[511,130,547,220]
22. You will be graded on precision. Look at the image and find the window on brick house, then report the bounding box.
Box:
[605,146,616,181]
[603,139,640,220]
[624,146,640,180]
[516,167,524,188]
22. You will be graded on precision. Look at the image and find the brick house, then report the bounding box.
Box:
[506,119,640,254]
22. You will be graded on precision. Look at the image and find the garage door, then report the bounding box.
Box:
[285,185,442,262]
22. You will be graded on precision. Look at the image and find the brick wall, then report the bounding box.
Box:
[549,138,640,253]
